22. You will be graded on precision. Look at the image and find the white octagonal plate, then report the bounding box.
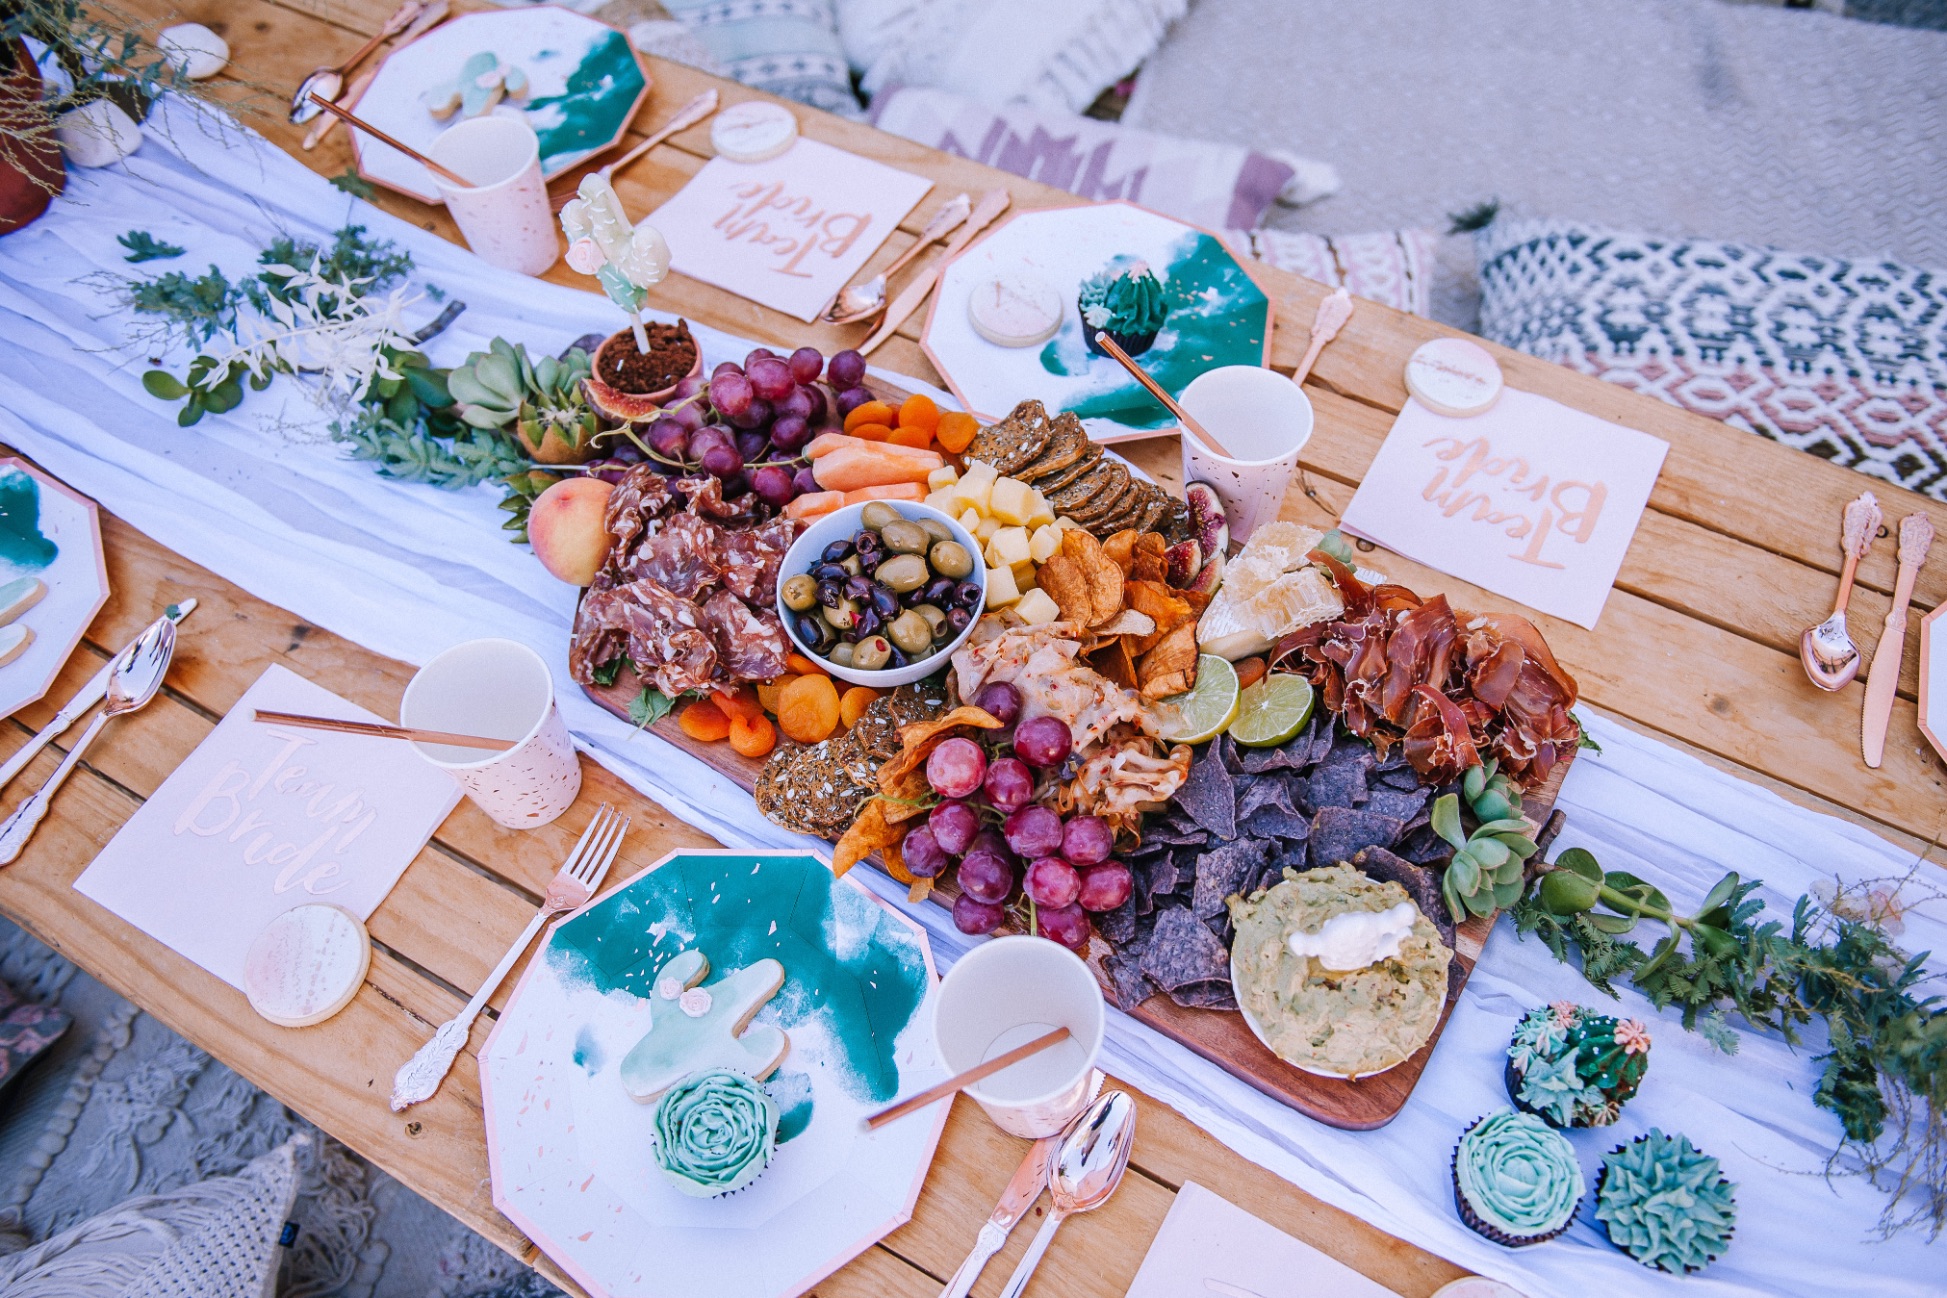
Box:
[353,6,649,203]
[481,849,947,1298]
[921,201,1273,444]
[0,460,106,722]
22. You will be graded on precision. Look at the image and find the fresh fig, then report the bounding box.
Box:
[1183,551,1225,598]
[1164,538,1202,587]
[1184,481,1229,561]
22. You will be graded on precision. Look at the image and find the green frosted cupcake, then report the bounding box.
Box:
[1505,1002,1651,1128]
[1595,1129,1737,1273]
[1079,257,1168,358]
[1450,1109,1584,1247]
[652,1069,778,1198]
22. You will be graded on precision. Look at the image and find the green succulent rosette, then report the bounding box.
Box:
[1596,1129,1737,1273]
[652,1069,779,1199]
[1451,1109,1583,1245]
[1506,1003,1649,1128]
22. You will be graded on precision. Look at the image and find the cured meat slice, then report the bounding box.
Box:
[719,516,801,606]
[603,466,671,551]
[676,474,766,526]
[699,590,790,682]
[597,578,716,698]
[626,511,724,600]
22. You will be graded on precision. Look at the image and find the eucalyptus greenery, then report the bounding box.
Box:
[0,0,206,164]
[116,229,181,262]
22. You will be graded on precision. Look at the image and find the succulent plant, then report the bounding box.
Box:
[1432,758,1539,920]
[448,338,600,465]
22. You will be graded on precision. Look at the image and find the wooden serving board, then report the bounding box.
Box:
[583,669,1574,1131]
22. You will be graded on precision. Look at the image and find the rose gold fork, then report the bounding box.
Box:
[390,804,628,1111]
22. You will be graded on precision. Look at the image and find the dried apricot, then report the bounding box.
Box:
[728,712,777,758]
[1234,656,1268,690]
[935,410,978,454]
[755,676,795,715]
[678,697,731,742]
[848,422,893,443]
[784,652,828,678]
[843,400,898,434]
[714,684,764,723]
[776,674,841,744]
[886,424,933,450]
[896,394,940,436]
[839,685,879,730]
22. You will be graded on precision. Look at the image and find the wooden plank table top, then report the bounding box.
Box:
[4,2,1943,1296]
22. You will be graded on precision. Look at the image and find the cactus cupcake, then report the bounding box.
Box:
[1078,257,1168,357]
[1595,1129,1738,1273]
[1505,1001,1650,1128]
[1450,1108,1584,1247]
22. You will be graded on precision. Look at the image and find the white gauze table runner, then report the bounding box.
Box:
[0,107,1937,1297]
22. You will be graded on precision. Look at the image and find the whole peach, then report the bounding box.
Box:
[528,476,614,586]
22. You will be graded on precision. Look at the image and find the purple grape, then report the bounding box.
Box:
[750,464,795,508]
[801,385,831,425]
[646,417,689,461]
[973,682,1023,727]
[768,414,811,453]
[793,466,820,496]
[902,825,950,878]
[747,356,794,403]
[835,386,873,418]
[592,465,629,484]
[928,800,980,856]
[926,737,987,799]
[690,426,731,459]
[953,893,1006,936]
[1062,816,1114,868]
[788,347,824,385]
[829,349,866,388]
[1025,857,1081,909]
[735,430,769,463]
[710,371,753,419]
[674,374,709,401]
[745,347,777,368]
[711,361,743,380]
[1038,903,1091,952]
[669,402,707,433]
[1003,805,1063,860]
[1013,716,1072,769]
[1077,862,1132,912]
[607,440,644,464]
[721,469,750,498]
[983,757,1034,813]
[957,851,1014,904]
[700,443,743,479]
[776,385,816,423]
[726,397,770,430]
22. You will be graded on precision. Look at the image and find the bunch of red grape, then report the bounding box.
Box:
[899,681,1134,951]
[594,347,873,510]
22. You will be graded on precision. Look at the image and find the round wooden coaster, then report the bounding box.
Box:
[1405,337,1504,417]
[710,101,798,163]
[968,271,1063,347]
[243,904,370,1028]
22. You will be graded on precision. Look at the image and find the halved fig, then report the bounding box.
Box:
[1183,551,1225,599]
[1164,538,1202,587]
[1184,481,1229,560]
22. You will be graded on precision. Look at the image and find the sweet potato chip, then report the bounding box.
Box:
[1037,554,1096,626]
[1125,579,1194,655]
[833,799,906,876]
[1089,636,1139,690]
[1129,532,1168,585]
[1102,529,1141,575]
[1061,528,1125,625]
[1138,622,1200,699]
[1090,608,1156,640]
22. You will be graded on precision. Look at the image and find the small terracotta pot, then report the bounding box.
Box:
[584,326,703,423]
[0,43,66,235]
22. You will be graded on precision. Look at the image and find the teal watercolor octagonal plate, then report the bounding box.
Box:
[352,6,649,204]
[480,850,946,1298]
[921,201,1274,445]
[0,460,105,723]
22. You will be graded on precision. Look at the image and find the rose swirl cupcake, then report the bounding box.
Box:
[652,1069,779,1198]
[1450,1108,1584,1247]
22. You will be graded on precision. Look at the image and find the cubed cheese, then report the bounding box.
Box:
[986,525,1031,568]
[985,564,1020,606]
[927,464,959,490]
[988,476,1036,526]
[974,516,1001,543]
[1011,559,1037,590]
[1028,523,1061,564]
[958,507,983,534]
[925,488,958,514]
[956,460,997,513]
[1055,515,1083,530]
[1024,490,1055,530]
[1014,588,1061,625]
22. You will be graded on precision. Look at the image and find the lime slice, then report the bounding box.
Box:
[1229,673,1316,748]
[1153,654,1240,744]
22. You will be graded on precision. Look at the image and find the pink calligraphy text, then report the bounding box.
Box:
[1419,435,1609,570]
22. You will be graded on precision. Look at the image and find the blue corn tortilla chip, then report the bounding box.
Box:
[1170,978,1238,1011]
[1235,716,1329,773]
[1134,853,1181,915]
[1307,761,1367,811]
[1192,839,1271,919]
[1352,845,1456,951]
[1236,775,1298,822]
[1394,823,1452,867]
[1242,804,1312,842]
[1096,895,1141,946]
[1376,765,1424,792]
[1362,785,1429,821]
[1217,733,1245,775]
[1174,745,1237,840]
[1141,904,1234,994]
[1309,805,1407,868]
[1103,948,1158,1010]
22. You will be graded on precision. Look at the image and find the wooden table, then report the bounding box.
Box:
[5,2,1944,1295]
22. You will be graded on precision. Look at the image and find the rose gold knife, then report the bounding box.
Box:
[936,1136,1055,1298]
[1861,513,1934,768]
[860,188,1011,357]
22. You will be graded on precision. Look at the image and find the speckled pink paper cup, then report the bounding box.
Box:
[429,116,559,276]
[400,639,580,829]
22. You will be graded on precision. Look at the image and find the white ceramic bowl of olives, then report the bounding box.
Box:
[777,500,989,687]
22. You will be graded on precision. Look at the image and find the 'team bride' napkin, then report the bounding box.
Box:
[1125,1181,1401,1298]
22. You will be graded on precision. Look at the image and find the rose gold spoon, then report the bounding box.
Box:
[822,192,972,325]
[290,0,426,124]
[1291,286,1352,384]
[1801,490,1882,690]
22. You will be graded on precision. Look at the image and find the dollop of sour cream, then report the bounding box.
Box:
[1287,901,1418,972]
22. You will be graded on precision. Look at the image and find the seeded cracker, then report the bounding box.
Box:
[966,400,1054,476]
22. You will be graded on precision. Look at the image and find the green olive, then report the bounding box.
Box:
[851,635,892,671]
[876,553,930,593]
[879,520,931,555]
[888,609,934,655]
[914,603,947,639]
[917,517,952,545]
[780,573,819,612]
[828,641,856,668]
[821,597,857,630]
[842,554,862,577]
[859,501,901,531]
[929,540,973,579]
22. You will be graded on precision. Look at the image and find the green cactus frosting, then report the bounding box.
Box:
[1596,1130,1737,1273]
[1454,1109,1583,1238]
[1509,1003,1649,1127]
[1079,258,1168,338]
[652,1069,778,1198]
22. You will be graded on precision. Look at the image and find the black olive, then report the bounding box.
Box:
[869,585,901,618]
[843,574,875,602]
[853,607,882,640]
[921,576,957,607]
[855,536,884,566]
[953,580,983,609]
[812,562,849,584]
[817,579,844,609]
[947,606,973,633]
[852,529,878,550]
[821,539,855,564]
[888,645,911,669]
[794,613,832,650]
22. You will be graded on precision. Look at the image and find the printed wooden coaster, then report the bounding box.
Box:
[243,904,371,1028]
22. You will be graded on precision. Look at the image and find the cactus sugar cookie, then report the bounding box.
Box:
[620,949,789,1101]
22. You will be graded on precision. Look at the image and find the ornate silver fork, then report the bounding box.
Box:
[390,804,628,1111]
